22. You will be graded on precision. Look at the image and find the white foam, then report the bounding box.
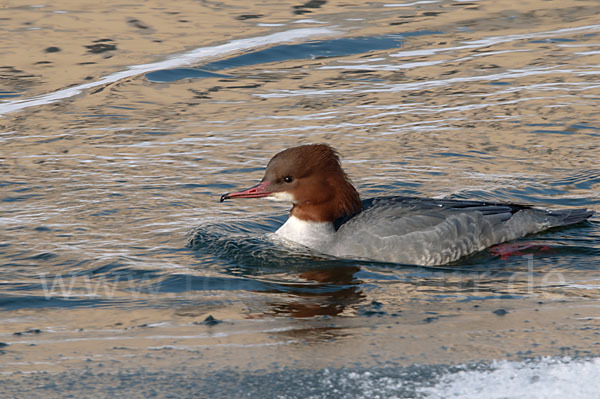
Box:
[384,0,440,7]
[391,24,600,58]
[320,49,531,71]
[147,340,297,351]
[0,27,336,116]
[294,19,327,24]
[257,67,600,98]
[577,50,600,56]
[419,357,600,399]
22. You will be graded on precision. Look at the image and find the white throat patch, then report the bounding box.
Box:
[268,191,297,203]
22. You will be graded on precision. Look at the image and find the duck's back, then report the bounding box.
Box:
[330,197,593,266]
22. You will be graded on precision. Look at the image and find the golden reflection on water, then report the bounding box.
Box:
[1,0,599,384]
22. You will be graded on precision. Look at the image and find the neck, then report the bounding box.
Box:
[274,215,335,251]
[291,176,362,223]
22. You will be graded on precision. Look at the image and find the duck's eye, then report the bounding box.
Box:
[283,176,293,183]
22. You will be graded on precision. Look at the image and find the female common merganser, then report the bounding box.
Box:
[220,144,594,266]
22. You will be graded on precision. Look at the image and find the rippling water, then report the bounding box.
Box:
[1,0,600,397]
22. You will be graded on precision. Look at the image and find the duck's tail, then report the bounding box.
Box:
[543,208,594,227]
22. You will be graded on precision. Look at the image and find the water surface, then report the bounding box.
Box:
[1,0,599,397]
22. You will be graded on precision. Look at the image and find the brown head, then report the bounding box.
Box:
[221,144,362,223]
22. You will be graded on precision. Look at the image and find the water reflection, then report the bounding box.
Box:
[0,0,599,384]
[261,266,363,318]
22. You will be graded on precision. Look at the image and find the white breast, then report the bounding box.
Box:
[274,215,335,251]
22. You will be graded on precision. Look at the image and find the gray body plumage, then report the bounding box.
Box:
[329,197,593,266]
